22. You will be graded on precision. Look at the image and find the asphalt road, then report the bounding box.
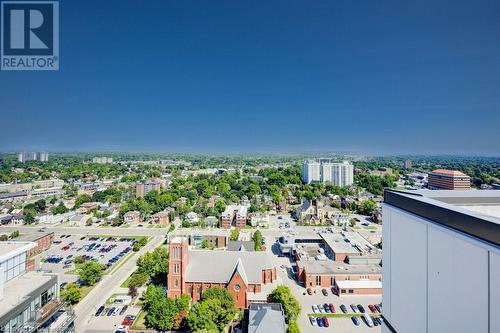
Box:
[74,235,165,333]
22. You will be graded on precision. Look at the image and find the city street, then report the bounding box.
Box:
[75,235,165,333]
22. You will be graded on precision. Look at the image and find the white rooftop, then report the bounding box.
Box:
[336,279,382,289]
[0,270,57,318]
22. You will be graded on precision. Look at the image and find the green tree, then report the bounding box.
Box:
[143,285,190,331]
[287,320,301,333]
[34,199,46,212]
[60,283,81,305]
[75,194,92,208]
[252,230,263,251]
[358,199,378,216]
[78,261,105,286]
[187,298,228,333]
[269,285,301,322]
[230,229,239,241]
[128,272,149,288]
[23,208,37,224]
[51,203,68,215]
[136,247,168,283]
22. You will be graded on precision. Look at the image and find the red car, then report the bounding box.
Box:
[368,304,377,313]
[121,315,136,326]
[322,317,329,327]
[329,303,335,313]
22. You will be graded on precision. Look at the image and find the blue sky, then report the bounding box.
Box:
[1,0,500,155]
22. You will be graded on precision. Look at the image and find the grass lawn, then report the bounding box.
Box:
[80,285,94,299]
[120,271,135,288]
[130,310,147,330]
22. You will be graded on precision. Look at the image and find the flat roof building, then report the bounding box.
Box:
[383,189,500,333]
[0,242,75,333]
[427,169,471,190]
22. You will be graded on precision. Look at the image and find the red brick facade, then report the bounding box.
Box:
[167,238,276,308]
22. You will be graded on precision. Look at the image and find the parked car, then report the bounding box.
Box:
[107,308,114,316]
[340,304,348,313]
[372,316,379,326]
[351,316,360,326]
[363,313,374,327]
[114,325,128,333]
[317,317,324,327]
[323,303,330,313]
[307,287,312,295]
[101,308,108,316]
[119,305,128,315]
[350,304,358,313]
[318,304,324,313]
[357,304,366,313]
[312,305,319,313]
[368,304,377,313]
[374,304,382,313]
[321,288,328,296]
[95,306,104,316]
[112,307,120,316]
[322,317,329,327]
[309,317,317,326]
[329,303,335,313]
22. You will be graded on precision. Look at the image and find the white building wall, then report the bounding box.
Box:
[382,203,498,333]
[490,251,500,333]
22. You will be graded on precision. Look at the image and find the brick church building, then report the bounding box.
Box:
[167,237,277,308]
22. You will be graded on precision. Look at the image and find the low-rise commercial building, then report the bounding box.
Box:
[0,242,75,333]
[247,303,286,333]
[16,232,54,258]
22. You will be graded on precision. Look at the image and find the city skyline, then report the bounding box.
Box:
[2,0,500,155]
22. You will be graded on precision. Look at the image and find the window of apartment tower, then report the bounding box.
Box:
[315,276,321,286]
[234,284,241,292]
[174,279,179,287]
[348,289,354,294]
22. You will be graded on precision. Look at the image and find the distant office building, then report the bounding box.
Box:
[383,190,500,333]
[92,157,113,164]
[302,160,353,187]
[135,180,161,198]
[0,242,75,333]
[427,169,470,190]
[404,159,412,169]
[18,152,49,163]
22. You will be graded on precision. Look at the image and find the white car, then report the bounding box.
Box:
[114,325,128,333]
[318,304,324,313]
[312,305,319,313]
[112,307,120,316]
[363,313,374,327]
[309,316,318,326]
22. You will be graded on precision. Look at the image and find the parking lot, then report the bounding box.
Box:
[295,285,383,332]
[267,242,382,332]
[41,234,137,286]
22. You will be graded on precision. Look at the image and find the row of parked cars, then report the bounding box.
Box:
[95,305,129,317]
[309,303,384,328]
[105,246,132,268]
